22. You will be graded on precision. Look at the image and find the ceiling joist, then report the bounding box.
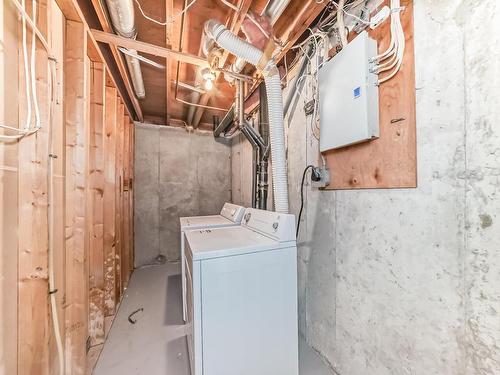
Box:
[92,29,210,68]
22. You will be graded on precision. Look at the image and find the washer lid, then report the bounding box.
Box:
[185,226,294,260]
[179,215,234,230]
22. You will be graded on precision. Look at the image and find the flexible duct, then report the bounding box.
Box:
[105,0,146,99]
[204,19,289,213]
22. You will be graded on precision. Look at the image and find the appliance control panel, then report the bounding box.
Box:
[242,208,296,242]
[220,203,246,223]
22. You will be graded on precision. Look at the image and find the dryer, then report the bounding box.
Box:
[179,202,245,321]
[184,208,298,375]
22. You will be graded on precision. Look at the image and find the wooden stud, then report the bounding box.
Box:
[64,19,88,375]
[48,1,66,371]
[88,61,105,347]
[91,30,210,68]
[0,1,21,372]
[18,0,50,373]
[103,85,117,316]
[114,101,125,299]
[129,122,135,272]
[121,116,131,287]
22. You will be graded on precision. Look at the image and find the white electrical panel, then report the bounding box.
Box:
[319,31,379,152]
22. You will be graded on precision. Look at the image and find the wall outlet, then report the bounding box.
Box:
[312,166,330,189]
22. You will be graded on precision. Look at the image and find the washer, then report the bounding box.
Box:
[179,202,245,322]
[184,208,298,375]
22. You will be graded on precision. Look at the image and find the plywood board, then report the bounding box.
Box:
[323,0,416,190]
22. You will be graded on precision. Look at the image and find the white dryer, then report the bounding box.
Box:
[184,208,298,375]
[179,202,245,321]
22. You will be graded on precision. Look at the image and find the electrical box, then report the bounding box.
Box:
[319,31,379,152]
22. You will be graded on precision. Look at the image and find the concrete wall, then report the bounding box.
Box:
[231,1,500,373]
[134,124,231,266]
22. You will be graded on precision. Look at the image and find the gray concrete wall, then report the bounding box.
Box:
[134,124,231,266]
[231,1,500,373]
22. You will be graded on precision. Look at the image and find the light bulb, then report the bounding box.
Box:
[204,79,213,91]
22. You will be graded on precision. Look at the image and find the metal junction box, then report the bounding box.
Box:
[319,31,379,152]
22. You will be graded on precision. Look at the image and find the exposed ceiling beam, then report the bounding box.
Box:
[92,29,210,68]
[273,0,327,62]
[90,0,144,121]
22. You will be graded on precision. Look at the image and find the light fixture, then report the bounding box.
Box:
[204,79,214,91]
[201,67,216,91]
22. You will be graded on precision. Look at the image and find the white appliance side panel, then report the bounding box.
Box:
[181,232,187,322]
[186,254,203,375]
[200,247,299,375]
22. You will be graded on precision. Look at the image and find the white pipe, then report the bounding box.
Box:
[204,19,289,213]
[105,0,146,99]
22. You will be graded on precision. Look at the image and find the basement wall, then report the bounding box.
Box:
[134,124,232,266]
[231,0,500,373]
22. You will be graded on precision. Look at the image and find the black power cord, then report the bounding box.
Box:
[296,165,321,238]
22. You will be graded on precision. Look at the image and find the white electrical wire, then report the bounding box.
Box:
[21,0,32,130]
[134,0,200,25]
[30,0,40,130]
[371,0,405,84]
[1,0,56,142]
[329,0,370,26]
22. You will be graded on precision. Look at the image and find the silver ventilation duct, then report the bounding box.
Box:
[105,0,146,99]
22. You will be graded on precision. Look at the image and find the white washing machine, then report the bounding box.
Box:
[184,208,298,375]
[179,202,246,321]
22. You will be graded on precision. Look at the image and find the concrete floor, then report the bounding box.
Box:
[93,263,335,375]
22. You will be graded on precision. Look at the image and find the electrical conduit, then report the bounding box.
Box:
[204,19,289,213]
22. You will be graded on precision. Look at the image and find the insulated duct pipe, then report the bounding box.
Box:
[105,0,146,99]
[204,19,289,213]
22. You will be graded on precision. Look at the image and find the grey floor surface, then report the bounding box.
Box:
[93,263,334,375]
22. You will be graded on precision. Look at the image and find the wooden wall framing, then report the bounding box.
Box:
[0,0,135,373]
[323,0,417,190]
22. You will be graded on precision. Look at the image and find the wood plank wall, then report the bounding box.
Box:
[0,0,135,373]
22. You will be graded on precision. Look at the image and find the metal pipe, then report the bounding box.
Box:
[257,83,270,209]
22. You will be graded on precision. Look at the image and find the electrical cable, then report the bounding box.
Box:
[21,0,31,130]
[134,0,199,25]
[296,165,315,238]
[1,0,58,142]
[30,0,40,130]
[329,0,370,25]
[47,58,64,375]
